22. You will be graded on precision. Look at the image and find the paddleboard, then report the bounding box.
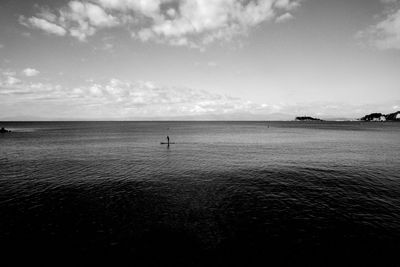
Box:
[160,142,176,145]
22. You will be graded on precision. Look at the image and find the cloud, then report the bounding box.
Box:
[0,73,272,119]
[275,12,294,23]
[23,68,40,77]
[20,0,302,47]
[0,71,21,87]
[61,1,119,41]
[0,44,4,49]
[66,79,261,117]
[5,76,21,86]
[19,16,67,36]
[19,1,118,41]
[358,1,400,50]
[2,72,397,120]
[275,0,300,10]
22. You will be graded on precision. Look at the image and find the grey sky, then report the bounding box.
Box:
[0,0,399,120]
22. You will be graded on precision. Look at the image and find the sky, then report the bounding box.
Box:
[0,0,399,120]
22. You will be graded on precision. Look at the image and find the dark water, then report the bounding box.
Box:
[1,121,400,266]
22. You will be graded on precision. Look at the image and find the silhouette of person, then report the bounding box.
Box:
[167,136,170,145]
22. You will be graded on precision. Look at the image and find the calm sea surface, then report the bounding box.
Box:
[1,121,400,266]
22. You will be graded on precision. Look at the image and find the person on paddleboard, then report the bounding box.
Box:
[167,136,170,145]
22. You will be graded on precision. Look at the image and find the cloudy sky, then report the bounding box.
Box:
[0,0,399,120]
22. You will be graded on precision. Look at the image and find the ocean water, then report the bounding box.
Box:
[1,121,400,266]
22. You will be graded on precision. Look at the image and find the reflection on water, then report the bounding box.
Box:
[0,122,400,266]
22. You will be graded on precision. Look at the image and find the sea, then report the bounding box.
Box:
[0,121,399,266]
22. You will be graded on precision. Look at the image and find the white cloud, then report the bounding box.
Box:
[20,0,302,47]
[6,76,21,86]
[19,16,67,36]
[0,74,267,118]
[0,71,20,86]
[276,12,294,23]
[358,2,400,50]
[138,28,155,42]
[61,1,119,41]
[275,0,300,10]
[23,68,40,77]
[1,72,398,120]
[19,1,118,41]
